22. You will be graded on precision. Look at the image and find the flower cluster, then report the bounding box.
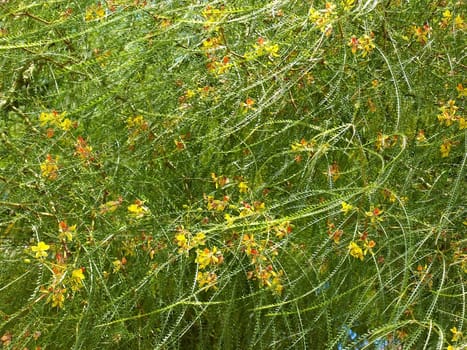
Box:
[437,100,465,129]
[309,2,337,37]
[327,220,344,244]
[127,199,150,219]
[58,221,76,242]
[412,23,432,45]
[195,245,223,290]
[201,5,227,32]
[200,6,234,76]
[365,206,384,224]
[40,154,59,180]
[39,264,86,309]
[174,227,206,254]
[99,196,123,214]
[244,37,280,61]
[290,138,316,162]
[348,233,376,261]
[39,110,76,136]
[439,9,465,31]
[74,136,94,163]
[31,241,50,259]
[85,3,106,22]
[375,132,398,152]
[242,233,284,294]
[126,115,150,146]
[348,33,376,57]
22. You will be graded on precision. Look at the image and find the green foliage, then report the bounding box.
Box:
[0,0,465,349]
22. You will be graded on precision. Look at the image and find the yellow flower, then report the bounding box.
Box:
[85,4,106,21]
[60,118,73,131]
[365,207,384,224]
[342,0,355,11]
[437,99,458,126]
[99,197,123,214]
[126,115,148,129]
[454,14,465,30]
[264,43,280,58]
[458,117,465,130]
[341,201,354,215]
[348,35,359,54]
[440,140,452,158]
[58,221,76,242]
[51,288,67,309]
[450,327,463,342]
[175,233,188,250]
[440,9,452,28]
[238,181,249,193]
[31,241,50,258]
[348,241,364,261]
[195,246,222,269]
[127,199,149,218]
[363,239,376,255]
[71,268,85,291]
[359,33,375,57]
[40,154,59,180]
[416,130,427,143]
[193,232,206,246]
[197,271,218,290]
[457,83,467,98]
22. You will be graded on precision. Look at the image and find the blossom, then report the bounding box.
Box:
[60,118,74,131]
[359,33,375,57]
[249,38,280,59]
[412,24,431,44]
[437,100,458,127]
[85,3,106,21]
[238,181,249,193]
[416,130,426,143]
[195,246,223,269]
[439,9,452,29]
[342,0,355,11]
[197,271,218,290]
[205,195,229,211]
[112,257,127,273]
[39,110,75,131]
[127,199,149,218]
[348,35,359,54]
[341,201,354,215]
[126,115,148,129]
[58,221,76,242]
[99,197,123,214]
[211,173,229,188]
[51,288,67,309]
[201,5,226,31]
[75,136,94,162]
[40,154,59,180]
[175,233,188,251]
[365,207,384,223]
[240,98,255,113]
[457,83,467,98]
[273,221,293,239]
[71,268,85,291]
[450,327,463,342]
[309,2,337,36]
[363,239,376,255]
[207,55,232,75]
[31,241,50,258]
[348,241,364,261]
[440,140,452,158]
